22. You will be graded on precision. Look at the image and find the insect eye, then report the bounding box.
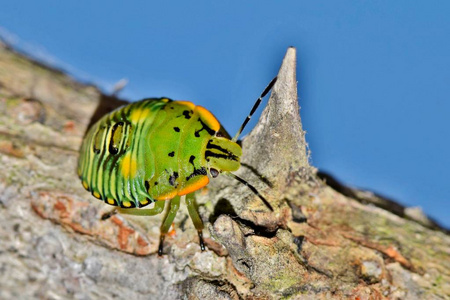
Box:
[210,168,220,178]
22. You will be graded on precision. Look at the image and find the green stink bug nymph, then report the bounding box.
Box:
[78,77,276,255]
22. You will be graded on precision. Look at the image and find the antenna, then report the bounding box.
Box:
[232,76,277,142]
[226,172,274,211]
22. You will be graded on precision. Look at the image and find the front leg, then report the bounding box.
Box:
[158,196,181,255]
[185,193,205,251]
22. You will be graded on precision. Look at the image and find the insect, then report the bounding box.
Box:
[78,77,276,255]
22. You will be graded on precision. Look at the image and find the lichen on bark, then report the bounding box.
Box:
[0,41,449,299]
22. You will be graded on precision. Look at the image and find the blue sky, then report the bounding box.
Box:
[1,1,449,228]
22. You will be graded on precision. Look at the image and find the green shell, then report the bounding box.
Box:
[78,98,236,208]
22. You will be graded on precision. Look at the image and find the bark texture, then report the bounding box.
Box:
[0,42,449,299]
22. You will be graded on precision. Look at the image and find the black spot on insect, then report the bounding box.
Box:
[186,155,207,181]
[186,167,207,181]
[182,110,192,119]
[169,172,179,186]
[145,181,150,191]
[155,181,158,185]
[174,127,180,132]
[195,119,216,137]
[168,151,175,157]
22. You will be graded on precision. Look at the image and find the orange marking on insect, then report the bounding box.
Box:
[196,106,220,131]
[155,190,178,201]
[178,176,210,196]
[177,101,196,110]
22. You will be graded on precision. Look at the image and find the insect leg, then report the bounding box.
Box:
[158,196,181,256]
[185,193,205,251]
[116,200,166,216]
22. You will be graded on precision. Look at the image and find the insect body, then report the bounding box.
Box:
[78,77,276,255]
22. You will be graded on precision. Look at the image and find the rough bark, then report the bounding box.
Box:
[0,42,449,299]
